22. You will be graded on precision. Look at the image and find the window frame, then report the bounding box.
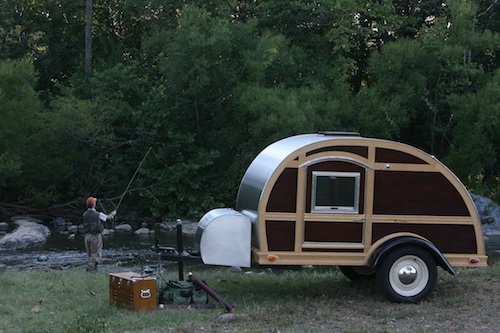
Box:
[311,171,361,214]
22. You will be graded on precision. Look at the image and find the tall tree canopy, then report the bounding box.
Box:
[1,0,499,220]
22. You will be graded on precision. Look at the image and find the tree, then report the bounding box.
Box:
[351,0,499,157]
[1,0,500,219]
[446,69,500,198]
[0,1,44,60]
[138,5,251,218]
[0,59,42,196]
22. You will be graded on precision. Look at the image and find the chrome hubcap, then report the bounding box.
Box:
[398,265,417,285]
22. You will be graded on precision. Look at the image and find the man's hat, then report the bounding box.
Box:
[86,197,97,207]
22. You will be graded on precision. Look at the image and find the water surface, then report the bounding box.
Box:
[1,231,194,272]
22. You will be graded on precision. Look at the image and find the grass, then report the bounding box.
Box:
[0,259,499,333]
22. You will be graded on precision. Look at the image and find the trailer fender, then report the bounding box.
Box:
[371,237,457,275]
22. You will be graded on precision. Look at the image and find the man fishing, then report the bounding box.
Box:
[83,197,117,272]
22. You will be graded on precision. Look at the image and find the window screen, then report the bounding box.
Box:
[311,171,360,213]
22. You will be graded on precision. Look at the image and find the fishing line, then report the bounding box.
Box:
[110,146,212,215]
[115,147,152,212]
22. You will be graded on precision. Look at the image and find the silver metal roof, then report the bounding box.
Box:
[235,133,364,213]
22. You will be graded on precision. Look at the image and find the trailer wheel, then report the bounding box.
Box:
[339,266,376,281]
[376,246,437,303]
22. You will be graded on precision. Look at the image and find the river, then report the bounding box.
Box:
[0,229,197,273]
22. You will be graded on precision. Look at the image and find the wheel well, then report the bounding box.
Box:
[370,237,457,275]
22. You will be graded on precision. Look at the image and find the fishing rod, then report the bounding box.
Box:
[115,147,153,212]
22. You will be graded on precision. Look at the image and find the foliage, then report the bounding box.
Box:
[1,0,500,218]
[446,69,500,198]
[0,58,41,193]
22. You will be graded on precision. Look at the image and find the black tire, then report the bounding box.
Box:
[339,266,376,281]
[375,246,437,303]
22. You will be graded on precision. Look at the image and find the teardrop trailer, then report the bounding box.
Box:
[192,132,487,303]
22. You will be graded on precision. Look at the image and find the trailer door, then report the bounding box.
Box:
[302,160,366,250]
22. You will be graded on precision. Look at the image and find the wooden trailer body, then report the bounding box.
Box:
[196,132,487,302]
[234,132,486,269]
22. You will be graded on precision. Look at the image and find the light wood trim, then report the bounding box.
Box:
[372,215,475,225]
[264,212,299,221]
[364,145,376,251]
[294,166,306,252]
[374,163,436,172]
[265,212,366,223]
[445,254,488,267]
[258,198,269,252]
[300,152,372,169]
[252,249,488,268]
[302,213,366,222]
[286,159,301,168]
[252,249,366,266]
[302,242,365,250]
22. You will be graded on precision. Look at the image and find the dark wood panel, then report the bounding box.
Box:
[373,171,469,216]
[372,223,477,253]
[375,148,428,164]
[266,220,296,251]
[306,161,365,213]
[307,146,369,158]
[267,168,298,213]
[304,222,363,242]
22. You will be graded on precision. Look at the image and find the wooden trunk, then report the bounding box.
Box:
[109,271,157,311]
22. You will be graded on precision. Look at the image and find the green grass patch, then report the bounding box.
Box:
[0,263,499,333]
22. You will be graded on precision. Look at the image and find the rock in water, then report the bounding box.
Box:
[0,220,51,250]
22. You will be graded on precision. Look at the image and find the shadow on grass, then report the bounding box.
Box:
[206,266,383,306]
